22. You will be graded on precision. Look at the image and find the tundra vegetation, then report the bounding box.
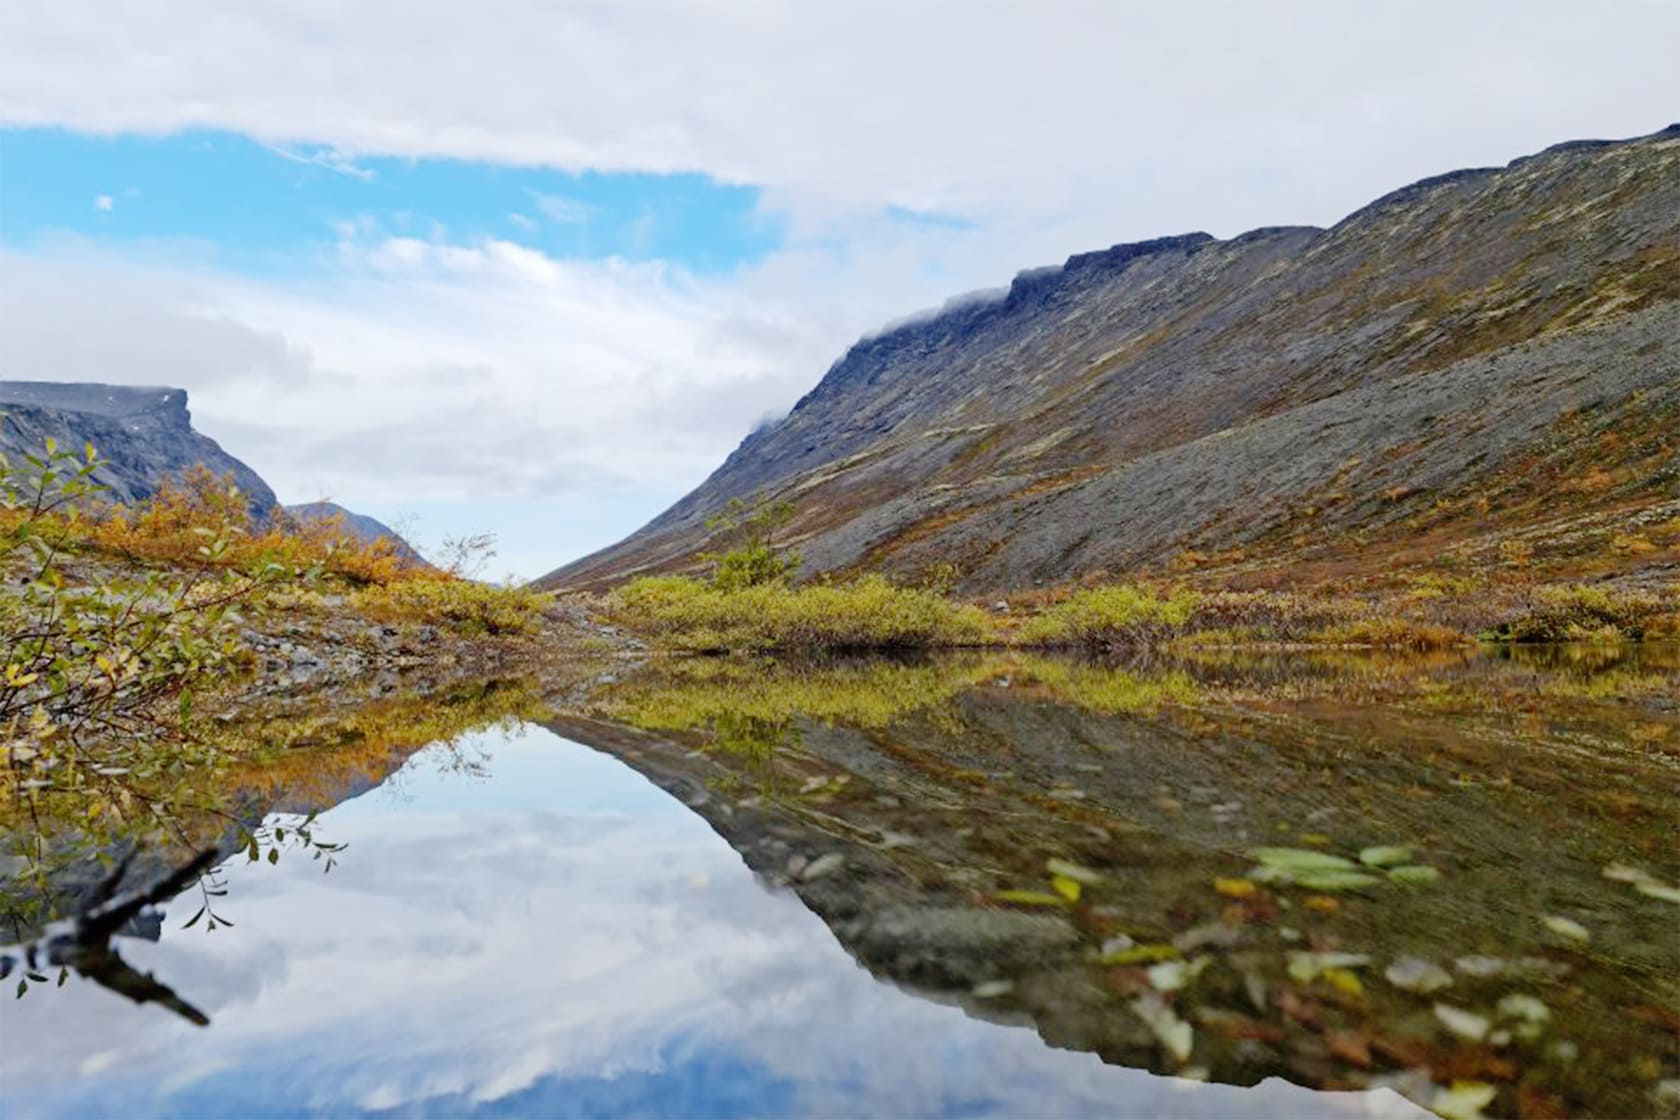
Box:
[0,440,555,920]
[601,498,1678,654]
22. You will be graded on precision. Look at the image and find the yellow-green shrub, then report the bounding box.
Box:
[1487,585,1670,642]
[609,574,993,652]
[353,579,547,636]
[1019,584,1199,648]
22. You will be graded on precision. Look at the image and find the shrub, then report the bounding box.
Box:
[1486,584,1669,642]
[1019,584,1199,648]
[353,579,547,637]
[1309,617,1469,651]
[609,574,993,652]
[704,495,800,592]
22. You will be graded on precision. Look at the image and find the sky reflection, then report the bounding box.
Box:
[0,726,1423,1119]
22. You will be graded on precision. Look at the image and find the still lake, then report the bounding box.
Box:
[2,646,1675,1118]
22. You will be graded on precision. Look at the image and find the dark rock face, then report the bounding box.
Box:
[540,125,1680,592]
[285,501,429,567]
[0,381,279,514]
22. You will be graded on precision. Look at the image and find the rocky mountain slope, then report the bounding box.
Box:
[1,381,427,562]
[541,126,1680,593]
[286,501,429,567]
[0,381,279,512]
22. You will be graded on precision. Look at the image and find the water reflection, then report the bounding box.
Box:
[573,646,1680,1118]
[0,726,1413,1119]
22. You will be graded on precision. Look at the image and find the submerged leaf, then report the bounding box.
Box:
[1434,1002,1492,1042]
[1045,857,1104,885]
[1635,882,1680,904]
[1540,914,1590,942]
[1250,847,1358,872]
[1432,1081,1498,1120]
[1295,869,1382,892]
[1102,942,1181,966]
[1050,875,1082,903]
[1385,956,1452,994]
[1147,957,1210,993]
[1132,992,1194,1062]
[1359,845,1413,868]
[1387,864,1442,886]
[1213,877,1256,899]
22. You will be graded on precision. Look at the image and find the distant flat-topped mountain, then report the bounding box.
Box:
[540,125,1680,593]
[1,381,426,564]
[0,381,279,513]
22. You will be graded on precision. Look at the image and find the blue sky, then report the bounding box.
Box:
[2,2,1675,578]
[1,128,782,274]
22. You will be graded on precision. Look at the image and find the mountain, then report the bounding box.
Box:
[285,501,430,567]
[540,126,1680,593]
[0,381,279,513]
[1,382,426,563]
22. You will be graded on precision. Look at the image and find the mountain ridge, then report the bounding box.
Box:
[540,124,1680,593]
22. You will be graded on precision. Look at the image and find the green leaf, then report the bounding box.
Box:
[1293,869,1381,891]
[1387,864,1442,886]
[1358,845,1412,868]
[1249,847,1358,872]
[994,889,1065,907]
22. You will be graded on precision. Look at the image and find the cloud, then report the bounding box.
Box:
[2,1,1675,245]
[261,141,375,180]
[93,193,112,211]
[3,1,1676,570]
[529,191,592,224]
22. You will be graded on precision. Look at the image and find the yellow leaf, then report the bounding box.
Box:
[1051,874,1082,902]
[1214,877,1256,899]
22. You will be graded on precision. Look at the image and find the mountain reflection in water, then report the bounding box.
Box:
[0,725,1413,1119]
[6,645,1677,1118]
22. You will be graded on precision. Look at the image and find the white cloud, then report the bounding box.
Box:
[93,193,112,211]
[529,191,592,225]
[3,1,1677,571]
[2,1,1675,243]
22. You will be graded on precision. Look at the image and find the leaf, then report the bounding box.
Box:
[1288,951,1370,983]
[1387,864,1442,886]
[266,847,279,865]
[1294,869,1381,892]
[181,905,206,930]
[1434,1002,1492,1042]
[1050,874,1082,902]
[1249,847,1358,872]
[1322,967,1364,997]
[1045,857,1104,885]
[1432,1081,1498,1120]
[1540,914,1590,942]
[1102,943,1181,966]
[1359,845,1413,868]
[1213,877,1257,899]
[1385,956,1453,993]
[1635,882,1680,903]
[1132,992,1194,1062]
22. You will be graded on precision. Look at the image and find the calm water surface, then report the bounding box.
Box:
[3,646,1676,1118]
[0,725,1414,1119]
